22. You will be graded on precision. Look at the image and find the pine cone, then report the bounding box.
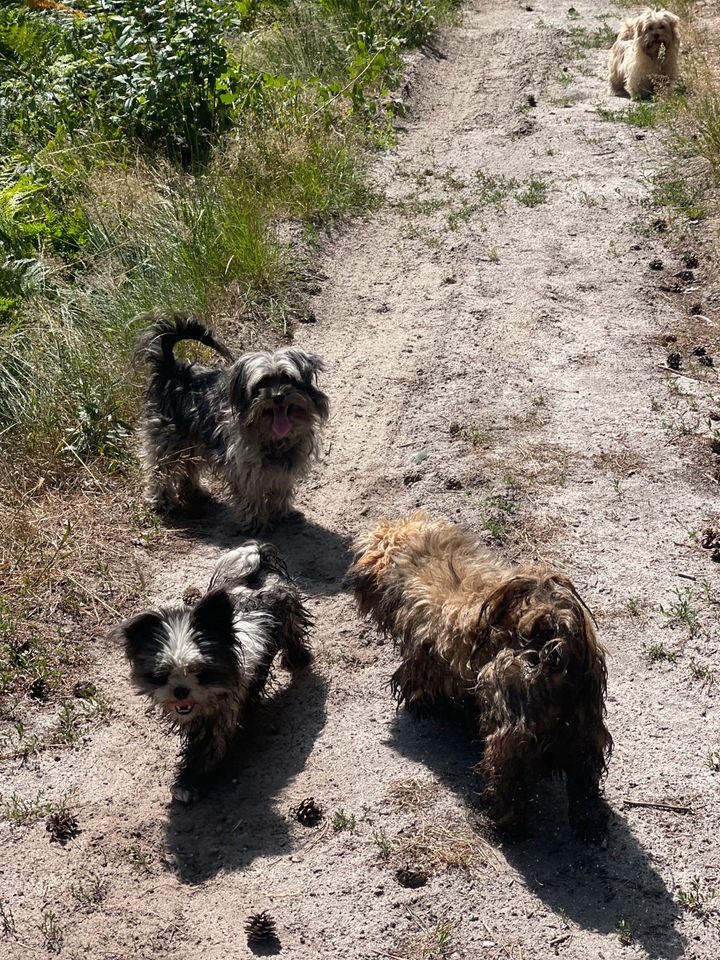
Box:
[46,809,79,844]
[292,797,324,827]
[182,585,203,607]
[701,527,718,550]
[245,911,277,944]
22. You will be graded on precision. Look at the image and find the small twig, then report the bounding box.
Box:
[677,572,697,581]
[624,799,693,814]
[549,933,572,947]
[660,364,716,384]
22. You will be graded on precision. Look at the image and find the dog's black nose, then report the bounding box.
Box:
[272,393,286,405]
[173,685,190,699]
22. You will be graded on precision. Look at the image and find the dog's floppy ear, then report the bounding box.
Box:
[111,611,165,662]
[618,16,637,41]
[228,355,256,414]
[192,588,236,645]
[284,348,325,387]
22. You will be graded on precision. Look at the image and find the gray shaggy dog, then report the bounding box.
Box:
[112,542,312,802]
[135,311,329,530]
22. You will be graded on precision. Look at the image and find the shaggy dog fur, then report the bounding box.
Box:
[608,8,680,99]
[348,514,612,840]
[113,542,312,801]
[136,311,329,530]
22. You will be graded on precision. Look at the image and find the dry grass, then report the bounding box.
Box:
[0,479,158,760]
[387,778,442,811]
[391,822,489,874]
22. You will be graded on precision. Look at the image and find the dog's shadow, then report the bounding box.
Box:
[164,670,328,885]
[162,500,352,597]
[388,711,685,960]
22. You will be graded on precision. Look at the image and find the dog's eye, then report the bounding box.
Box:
[196,668,223,685]
[144,671,169,686]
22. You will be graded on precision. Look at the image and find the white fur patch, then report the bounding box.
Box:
[158,611,201,671]
[209,542,262,589]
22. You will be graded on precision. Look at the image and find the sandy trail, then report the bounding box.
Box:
[3,1,720,958]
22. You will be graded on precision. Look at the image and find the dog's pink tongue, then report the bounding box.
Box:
[272,405,292,438]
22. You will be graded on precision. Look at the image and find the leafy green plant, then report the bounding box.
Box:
[660,587,700,637]
[0,790,73,827]
[516,177,548,207]
[79,0,245,162]
[128,843,153,871]
[616,918,633,945]
[372,828,393,859]
[39,910,63,954]
[332,808,356,832]
[676,876,716,918]
[645,642,678,664]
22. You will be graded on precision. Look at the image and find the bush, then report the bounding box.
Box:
[0,0,455,480]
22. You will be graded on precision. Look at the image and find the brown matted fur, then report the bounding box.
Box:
[348,513,612,840]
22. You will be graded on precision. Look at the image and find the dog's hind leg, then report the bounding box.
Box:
[278,594,313,670]
[141,427,204,513]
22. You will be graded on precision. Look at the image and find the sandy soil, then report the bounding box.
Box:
[2,1,720,958]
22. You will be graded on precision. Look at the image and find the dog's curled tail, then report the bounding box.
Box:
[209,541,291,590]
[134,311,234,371]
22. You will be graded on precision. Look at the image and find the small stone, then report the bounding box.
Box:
[666,352,682,370]
[649,258,664,271]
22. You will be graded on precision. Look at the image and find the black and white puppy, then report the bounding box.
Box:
[113,542,312,801]
[136,311,329,530]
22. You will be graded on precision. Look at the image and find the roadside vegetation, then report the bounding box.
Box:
[0,0,455,751]
[0,0,455,484]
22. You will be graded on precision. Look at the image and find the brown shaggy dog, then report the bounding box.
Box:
[608,8,680,99]
[348,514,612,841]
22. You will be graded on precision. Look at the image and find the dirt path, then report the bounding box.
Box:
[3,1,720,958]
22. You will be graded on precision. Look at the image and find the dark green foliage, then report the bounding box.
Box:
[0,0,455,478]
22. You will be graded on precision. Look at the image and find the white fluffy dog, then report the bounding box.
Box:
[608,9,680,99]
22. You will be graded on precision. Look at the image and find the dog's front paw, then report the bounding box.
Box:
[171,783,199,804]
